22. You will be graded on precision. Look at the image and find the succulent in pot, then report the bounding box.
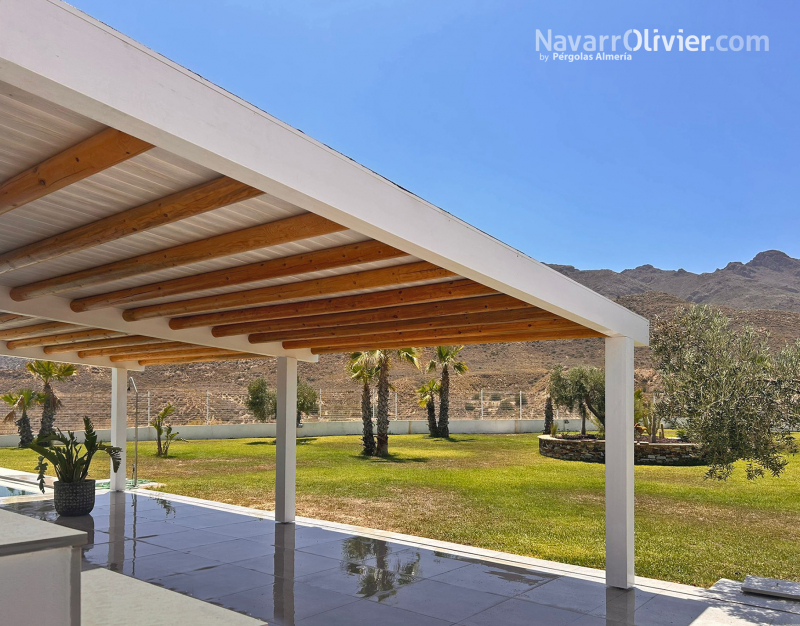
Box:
[28,417,122,516]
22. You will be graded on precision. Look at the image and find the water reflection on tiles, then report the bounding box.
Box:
[3,491,796,626]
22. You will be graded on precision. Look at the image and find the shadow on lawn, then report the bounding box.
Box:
[244,438,318,446]
[354,452,428,464]
[430,436,476,443]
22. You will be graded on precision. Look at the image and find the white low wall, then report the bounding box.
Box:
[0,419,571,447]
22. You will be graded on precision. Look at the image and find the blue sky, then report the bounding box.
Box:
[69,0,798,273]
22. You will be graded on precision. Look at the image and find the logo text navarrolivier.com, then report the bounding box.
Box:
[536,29,769,54]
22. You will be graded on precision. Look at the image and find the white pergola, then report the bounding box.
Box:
[0,0,647,589]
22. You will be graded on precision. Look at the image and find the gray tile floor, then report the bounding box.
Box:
[3,491,800,625]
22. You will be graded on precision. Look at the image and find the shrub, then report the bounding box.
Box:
[150,403,185,457]
[652,305,800,480]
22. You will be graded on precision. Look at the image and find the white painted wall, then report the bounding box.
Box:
[0,547,80,626]
[0,419,571,447]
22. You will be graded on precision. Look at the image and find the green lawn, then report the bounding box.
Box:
[1,433,798,588]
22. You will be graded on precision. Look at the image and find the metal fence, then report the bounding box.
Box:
[0,387,578,435]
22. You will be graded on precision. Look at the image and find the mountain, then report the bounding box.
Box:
[549,250,800,313]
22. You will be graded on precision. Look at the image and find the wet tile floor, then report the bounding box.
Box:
[3,491,800,625]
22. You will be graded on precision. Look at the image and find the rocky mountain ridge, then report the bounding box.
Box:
[549,250,800,312]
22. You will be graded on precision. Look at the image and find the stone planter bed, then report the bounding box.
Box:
[538,434,704,466]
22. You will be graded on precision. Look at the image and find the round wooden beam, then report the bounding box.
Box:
[309,328,604,353]
[44,335,162,355]
[0,177,262,274]
[77,341,188,358]
[137,352,259,366]
[0,128,152,217]
[248,308,560,344]
[10,212,347,300]
[70,240,407,311]
[281,320,598,350]
[170,279,495,331]
[123,262,455,321]
[212,293,529,337]
[6,328,126,350]
[110,346,239,363]
[0,321,79,340]
[0,313,28,325]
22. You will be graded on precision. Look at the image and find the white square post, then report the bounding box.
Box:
[275,356,297,523]
[605,336,635,589]
[110,368,127,492]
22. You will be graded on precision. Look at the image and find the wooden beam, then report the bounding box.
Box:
[0,128,152,216]
[0,321,78,340]
[10,213,347,301]
[213,293,529,338]
[124,261,456,321]
[310,328,604,353]
[249,308,560,344]
[78,341,188,358]
[0,313,27,325]
[0,177,262,274]
[70,240,407,312]
[137,352,258,366]
[110,346,239,362]
[281,319,596,350]
[44,335,162,355]
[171,279,495,331]
[6,328,126,350]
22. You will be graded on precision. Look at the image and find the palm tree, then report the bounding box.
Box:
[26,360,77,442]
[426,346,468,438]
[374,348,420,456]
[2,389,45,447]
[416,379,440,437]
[348,351,380,455]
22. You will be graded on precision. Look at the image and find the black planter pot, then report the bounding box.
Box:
[53,480,96,517]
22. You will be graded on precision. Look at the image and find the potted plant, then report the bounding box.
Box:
[28,417,122,516]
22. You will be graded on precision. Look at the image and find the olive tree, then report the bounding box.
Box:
[652,305,800,480]
[296,379,319,425]
[548,365,605,435]
[246,378,277,422]
[246,377,317,426]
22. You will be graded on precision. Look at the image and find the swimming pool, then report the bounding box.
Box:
[0,483,37,497]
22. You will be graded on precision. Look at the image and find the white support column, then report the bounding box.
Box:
[605,336,635,589]
[110,368,128,492]
[275,356,297,523]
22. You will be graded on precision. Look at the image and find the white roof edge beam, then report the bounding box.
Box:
[0,0,649,347]
[0,288,317,363]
